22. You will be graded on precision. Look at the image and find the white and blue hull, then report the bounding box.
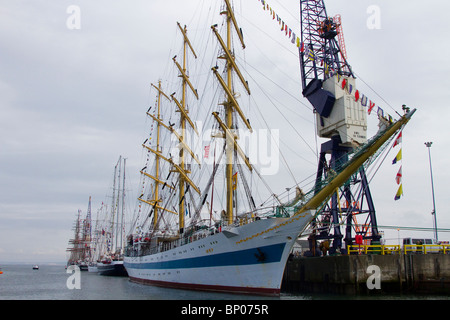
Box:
[124,212,314,296]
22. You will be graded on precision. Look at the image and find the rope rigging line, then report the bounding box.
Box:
[243,63,317,159]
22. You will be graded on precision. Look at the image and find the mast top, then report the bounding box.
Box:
[177,22,197,59]
[223,0,245,49]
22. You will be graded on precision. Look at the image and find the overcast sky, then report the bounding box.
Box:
[1,0,449,263]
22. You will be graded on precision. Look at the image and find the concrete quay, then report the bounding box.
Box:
[282,254,450,295]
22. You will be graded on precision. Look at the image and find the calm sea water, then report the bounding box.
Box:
[1,264,447,302]
[0,264,302,300]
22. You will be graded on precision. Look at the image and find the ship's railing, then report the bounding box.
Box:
[347,244,450,255]
[403,244,450,255]
[347,244,401,255]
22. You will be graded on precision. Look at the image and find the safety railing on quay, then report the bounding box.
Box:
[347,244,450,255]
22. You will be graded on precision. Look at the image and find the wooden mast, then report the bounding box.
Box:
[213,0,251,225]
[174,22,198,234]
[139,23,200,234]
[153,81,169,228]
[139,82,181,227]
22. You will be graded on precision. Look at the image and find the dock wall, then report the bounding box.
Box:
[282,254,450,295]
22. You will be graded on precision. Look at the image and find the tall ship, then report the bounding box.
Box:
[97,156,128,277]
[87,200,110,272]
[124,0,416,295]
[66,197,93,271]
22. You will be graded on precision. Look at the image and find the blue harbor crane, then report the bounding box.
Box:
[299,0,380,254]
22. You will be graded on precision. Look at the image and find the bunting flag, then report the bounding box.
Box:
[392,149,402,164]
[259,0,405,202]
[395,166,402,185]
[393,131,402,148]
[394,184,403,201]
[256,0,399,125]
[204,145,210,159]
[391,130,403,199]
[361,95,368,107]
[257,0,303,49]
[368,101,375,115]
[377,106,384,118]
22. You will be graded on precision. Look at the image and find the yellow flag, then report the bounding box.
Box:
[392,149,402,165]
[394,184,403,201]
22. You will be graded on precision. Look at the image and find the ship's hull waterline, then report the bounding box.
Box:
[124,211,314,296]
[97,260,128,277]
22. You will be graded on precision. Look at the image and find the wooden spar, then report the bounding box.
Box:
[137,197,179,216]
[212,111,252,171]
[211,25,250,95]
[212,67,252,132]
[177,22,197,59]
[173,57,199,100]
[145,82,171,227]
[146,111,201,166]
[224,0,245,49]
[142,144,200,195]
[171,94,199,136]
[171,23,198,233]
[140,171,175,190]
[212,1,252,224]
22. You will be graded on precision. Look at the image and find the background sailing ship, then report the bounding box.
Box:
[66,197,92,271]
[96,156,129,277]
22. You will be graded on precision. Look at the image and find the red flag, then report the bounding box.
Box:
[393,131,402,148]
[368,101,375,115]
[204,145,210,159]
[355,90,360,102]
[396,166,402,185]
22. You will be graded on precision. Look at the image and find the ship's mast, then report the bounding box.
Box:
[84,196,92,261]
[213,0,252,225]
[173,22,199,234]
[179,24,188,234]
[225,4,234,225]
[120,158,126,253]
[139,53,201,233]
[152,81,166,228]
[110,156,119,253]
[114,156,122,252]
[139,82,180,225]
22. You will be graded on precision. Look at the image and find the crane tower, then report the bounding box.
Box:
[299,0,381,254]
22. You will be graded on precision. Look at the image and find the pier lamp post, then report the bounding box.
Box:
[424,142,438,243]
[286,188,291,203]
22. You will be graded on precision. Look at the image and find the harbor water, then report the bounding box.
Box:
[0,264,448,301]
[0,264,288,300]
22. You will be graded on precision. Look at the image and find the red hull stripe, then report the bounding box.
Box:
[129,276,280,296]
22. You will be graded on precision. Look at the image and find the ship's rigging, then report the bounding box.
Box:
[122,0,415,296]
[128,0,412,252]
[131,1,286,240]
